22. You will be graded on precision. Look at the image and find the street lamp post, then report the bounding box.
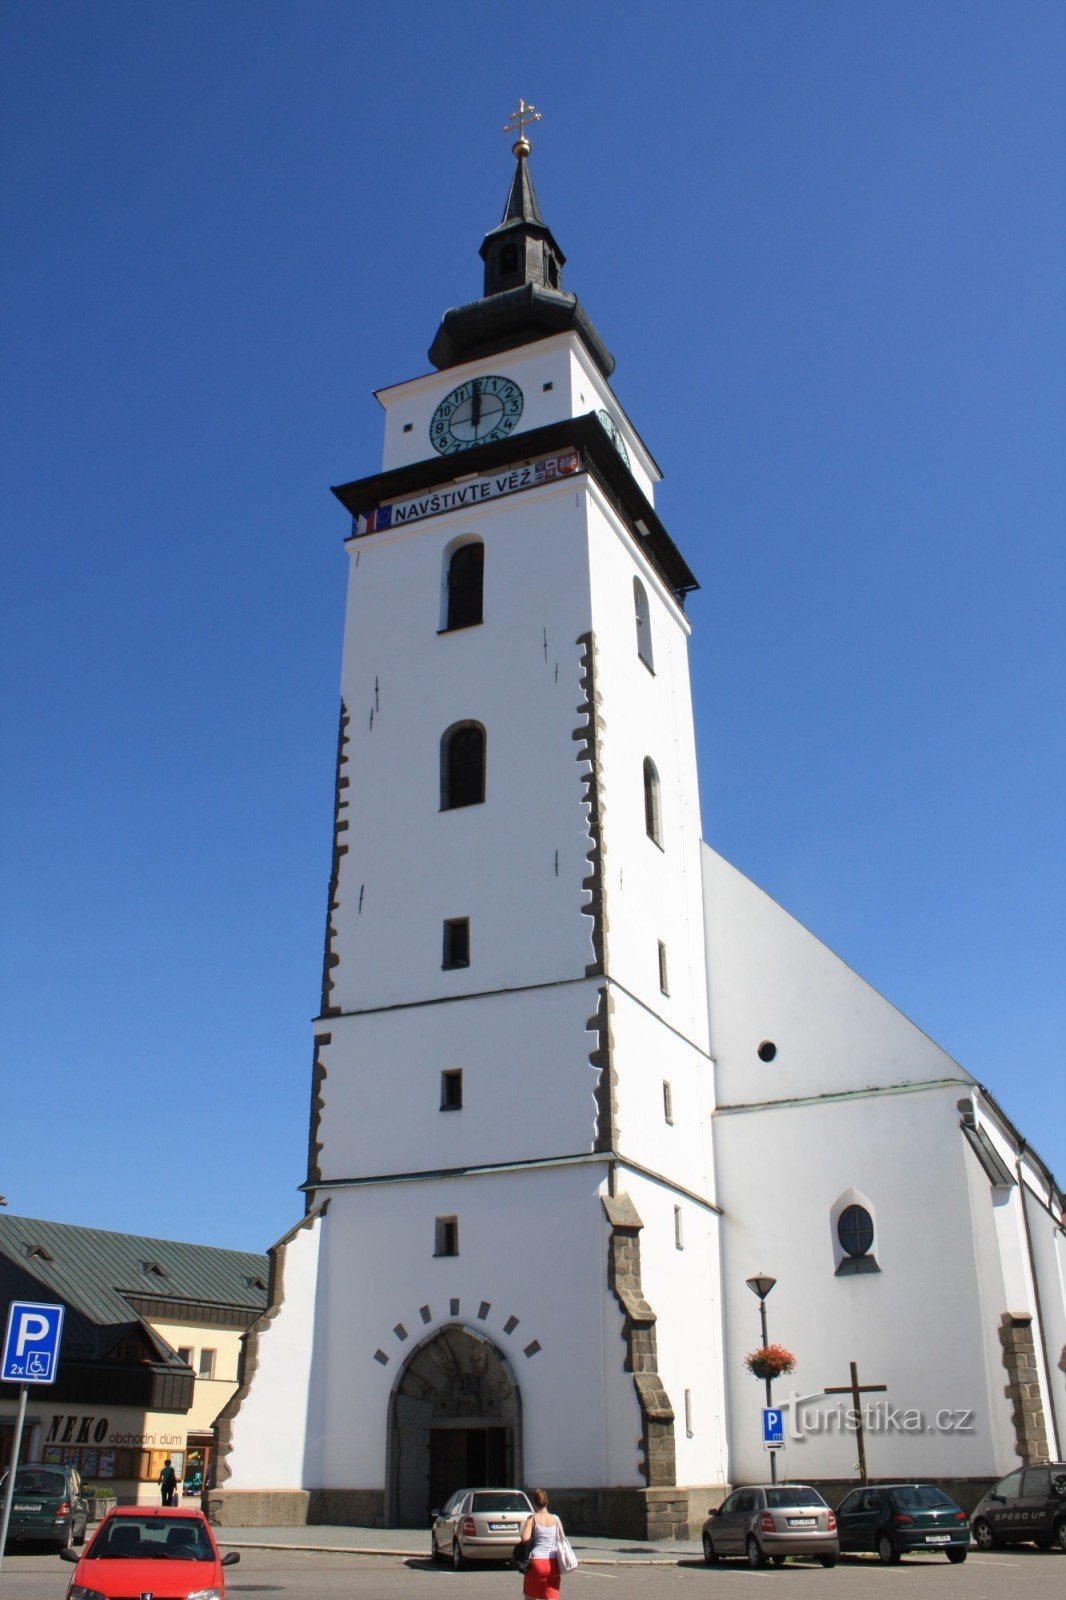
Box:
[746,1274,778,1484]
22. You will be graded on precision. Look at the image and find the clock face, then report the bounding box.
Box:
[430,376,524,455]
[596,408,631,468]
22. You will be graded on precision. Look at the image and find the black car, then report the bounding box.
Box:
[836,1482,969,1563]
[0,1461,89,1551]
[971,1462,1066,1552]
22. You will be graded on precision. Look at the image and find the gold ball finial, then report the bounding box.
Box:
[504,99,541,156]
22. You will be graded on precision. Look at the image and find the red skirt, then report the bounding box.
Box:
[523,1556,561,1598]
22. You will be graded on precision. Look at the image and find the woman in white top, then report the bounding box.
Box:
[520,1487,565,1598]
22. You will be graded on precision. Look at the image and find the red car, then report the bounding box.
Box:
[61,1505,239,1599]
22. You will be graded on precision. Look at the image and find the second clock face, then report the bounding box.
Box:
[430,376,524,454]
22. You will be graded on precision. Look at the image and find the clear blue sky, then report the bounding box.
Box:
[3,1,1063,1250]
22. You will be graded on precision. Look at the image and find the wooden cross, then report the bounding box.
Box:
[504,98,542,152]
[823,1360,888,1484]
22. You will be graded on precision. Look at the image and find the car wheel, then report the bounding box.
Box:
[747,1536,768,1568]
[820,1554,838,1568]
[74,1517,87,1548]
[56,1521,74,1552]
[772,1554,787,1565]
[946,1548,967,1564]
[430,1532,443,1564]
[972,1519,999,1551]
[452,1539,466,1571]
[1054,1519,1066,1554]
[877,1532,901,1565]
[702,1532,719,1564]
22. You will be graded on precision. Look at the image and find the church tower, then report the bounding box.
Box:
[217,110,728,1539]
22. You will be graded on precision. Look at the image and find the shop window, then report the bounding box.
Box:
[440,1068,463,1110]
[441,722,486,809]
[643,757,663,846]
[634,577,654,671]
[435,1216,459,1257]
[442,917,470,969]
[442,540,484,631]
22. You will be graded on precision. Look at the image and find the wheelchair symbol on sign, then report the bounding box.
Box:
[26,1351,50,1377]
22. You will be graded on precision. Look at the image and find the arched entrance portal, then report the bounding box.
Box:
[386,1325,523,1527]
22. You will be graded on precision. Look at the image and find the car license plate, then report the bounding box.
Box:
[13,1504,40,1512]
[925,1534,950,1543]
[787,1517,816,1528]
[488,1522,516,1531]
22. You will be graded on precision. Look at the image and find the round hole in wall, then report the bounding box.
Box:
[757,1040,777,1062]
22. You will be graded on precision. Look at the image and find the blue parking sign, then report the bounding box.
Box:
[1,1301,65,1384]
[762,1406,784,1448]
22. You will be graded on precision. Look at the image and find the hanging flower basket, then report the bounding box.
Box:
[745,1343,796,1381]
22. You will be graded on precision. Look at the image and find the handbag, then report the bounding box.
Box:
[555,1524,578,1573]
[513,1526,533,1573]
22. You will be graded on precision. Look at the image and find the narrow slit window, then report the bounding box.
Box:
[442,918,470,969]
[658,940,669,995]
[440,1068,463,1110]
[674,1205,684,1250]
[643,757,663,846]
[663,1080,674,1125]
[444,541,484,631]
[441,722,486,809]
[684,1388,693,1437]
[435,1216,459,1257]
[634,577,654,671]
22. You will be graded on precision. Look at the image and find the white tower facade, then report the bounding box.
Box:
[217,144,727,1537]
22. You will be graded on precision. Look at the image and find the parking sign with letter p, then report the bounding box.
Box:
[1,1300,65,1384]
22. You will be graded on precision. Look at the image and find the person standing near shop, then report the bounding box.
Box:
[159,1457,178,1506]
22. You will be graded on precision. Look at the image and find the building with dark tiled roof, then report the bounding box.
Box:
[0,1214,267,1504]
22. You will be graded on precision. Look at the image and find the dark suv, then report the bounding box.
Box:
[0,1461,89,1550]
[971,1462,1066,1552]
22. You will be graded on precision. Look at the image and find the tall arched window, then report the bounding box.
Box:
[634,577,654,671]
[643,757,662,846]
[441,722,486,810]
[443,540,484,631]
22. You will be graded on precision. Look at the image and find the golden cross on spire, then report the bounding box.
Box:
[504,98,542,157]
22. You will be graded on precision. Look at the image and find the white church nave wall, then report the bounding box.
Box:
[702,844,969,1108]
[716,1086,1012,1485]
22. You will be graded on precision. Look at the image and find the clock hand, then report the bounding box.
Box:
[471,379,482,434]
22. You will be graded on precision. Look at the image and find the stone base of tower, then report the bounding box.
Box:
[208,1484,728,1539]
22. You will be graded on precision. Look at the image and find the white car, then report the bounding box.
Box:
[431,1487,533,1567]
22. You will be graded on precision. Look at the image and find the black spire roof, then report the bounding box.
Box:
[429,149,615,378]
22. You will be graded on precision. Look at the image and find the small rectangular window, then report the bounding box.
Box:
[442,917,470,969]
[435,1216,459,1257]
[440,1069,463,1111]
[177,1346,193,1366]
[658,940,669,995]
[684,1388,693,1437]
[674,1206,684,1250]
[663,1081,673,1125]
[198,1348,216,1379]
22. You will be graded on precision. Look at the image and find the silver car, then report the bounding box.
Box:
[431,1487,533,1567]
[703,1483,839,1567]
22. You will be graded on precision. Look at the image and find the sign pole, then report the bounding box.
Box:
[0,1384,29,1581]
